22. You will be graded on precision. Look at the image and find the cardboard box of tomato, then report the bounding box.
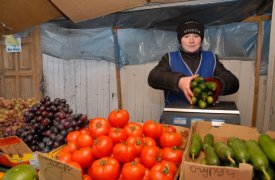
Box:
[181,121,275,180]
[37,120,190,180]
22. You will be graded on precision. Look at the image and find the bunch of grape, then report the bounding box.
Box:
[3,96,89,152]
[190,76,217,109]
[0,97,37,137]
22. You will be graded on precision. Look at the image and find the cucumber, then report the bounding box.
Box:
[202,133,214,150]
[205,146,220,166]
[228,137,250,163]
[189,133,202,160]
[222,160,238,167]
[245,140,270,180]
[258,134,275,164]
[258,166,275,180]
[214,142,235,163]
[200,158,207,165]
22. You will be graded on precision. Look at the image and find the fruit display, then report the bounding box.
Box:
[1,96,89,153]
[2,164,38,180]
[53,109,188,180]
[0,97,37,137]
[190,76,217,108]
[189,133,275,180]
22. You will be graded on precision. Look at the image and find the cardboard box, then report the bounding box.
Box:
[50,0,147,23]
[180,121,275,180]
[38,124,189,180]
[0,0,61,35]
[38,151,82,180]
[0,136,38,167]
[149,0,196,3]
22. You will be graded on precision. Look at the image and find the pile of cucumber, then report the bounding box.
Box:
[189,133,275,180]
[190,76,217,109]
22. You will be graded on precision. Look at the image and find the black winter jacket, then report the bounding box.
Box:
[148,50,239,95]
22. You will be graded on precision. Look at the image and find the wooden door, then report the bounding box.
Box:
[0,27,42,99]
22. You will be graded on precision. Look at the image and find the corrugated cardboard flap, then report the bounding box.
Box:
[150,0,196,3]
[266,131,275,138]
[37,152,82,180]
[193,121,260,141]
[0,0,61,35]
[0,136,32,154]
[50,0,147,23]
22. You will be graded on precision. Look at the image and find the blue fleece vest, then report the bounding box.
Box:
[165,51,216,105]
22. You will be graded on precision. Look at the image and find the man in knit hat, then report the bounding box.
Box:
[148,19,239,109]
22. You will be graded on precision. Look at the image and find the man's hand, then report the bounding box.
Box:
[178,74,199,104]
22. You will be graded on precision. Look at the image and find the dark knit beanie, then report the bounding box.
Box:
[176,19,204,44]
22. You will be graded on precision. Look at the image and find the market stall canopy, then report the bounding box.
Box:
[0,0,272,35]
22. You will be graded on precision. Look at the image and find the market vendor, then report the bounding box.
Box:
[148,19,239,106]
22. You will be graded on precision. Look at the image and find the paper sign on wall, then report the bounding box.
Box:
[5,35,22,52]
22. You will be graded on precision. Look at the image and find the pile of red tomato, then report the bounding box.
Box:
[57,109,184,180]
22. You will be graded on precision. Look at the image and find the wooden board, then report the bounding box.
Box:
[0,27,42,99]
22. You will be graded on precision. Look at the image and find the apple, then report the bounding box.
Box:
[3,164,38,180]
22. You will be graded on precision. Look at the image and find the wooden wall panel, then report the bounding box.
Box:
[4,77,16,99]
[18,43,31,70]
[256,76,267,132]
[3,52,15,70]
[0,27,42,99]
[120,62,164,122]
[219,60,255,127]
[19,77,33,98]
[42,54,118,119]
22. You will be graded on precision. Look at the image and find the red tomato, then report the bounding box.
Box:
[121,161,146,180]
[124,122,143,137]
[117,173,123,180]
[61,141,78,153]
[108,109,129,128]
[142,136,157,147]
[158,160,177,176]
[134,157,141,164]
[80,127,90,134]
[108,127,128,144]
[76,133,93,148]
[161,147,183,166]
[126,135,144,156]
[143,168,150,180]
[149,161,176,180]
[140,146,161,169]
[92,135,113,158]
[66,130,81,143]
[162,125,176,133]
[58,151,72,163]
[159,132,182,148]
[112,142,137,163]
[72,147,94,168]
[143,120,163,140]
[83,174,92,180]
[88,157,120,180]
[89,117,110,137]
